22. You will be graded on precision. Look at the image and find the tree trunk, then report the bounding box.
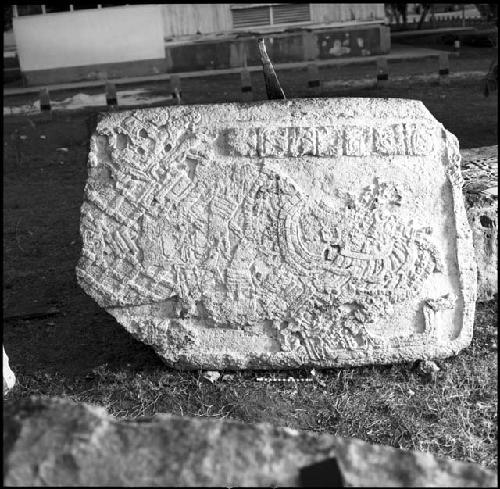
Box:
[418,4,431,30]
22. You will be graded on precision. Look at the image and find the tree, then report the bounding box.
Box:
[4,6,13,31]
[483,27,498,96]
[417,4,432,30]
[475,3,498,22]
[389,3,408,27]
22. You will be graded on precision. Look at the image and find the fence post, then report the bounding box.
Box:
[39,87,51,111]
[307,62,321,95]
[303,30,317,62]
[377,57,389,87]
[438,53,449,85]
[170,75,181,104]
[241,68,253,102]
[105,81,117,106]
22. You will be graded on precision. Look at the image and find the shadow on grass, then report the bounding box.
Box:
[3,113,163,377]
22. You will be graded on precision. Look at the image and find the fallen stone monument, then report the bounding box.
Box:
[461,145,498,302]
[3,346,16,396]
[77,99,477,370]
[3,396,497,487]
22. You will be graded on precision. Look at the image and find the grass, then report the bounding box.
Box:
[6,301,497,468]
[3,48,498,472]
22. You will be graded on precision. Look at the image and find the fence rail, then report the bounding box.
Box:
[389,15,490,32]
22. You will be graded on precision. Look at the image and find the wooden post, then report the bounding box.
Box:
[105,81,117,106]
[39,88,51,111]
[171,75,181,104]
[240,68,253,102]
[454,39,461,55]
[439,53,449,85]
[241,42,248,70]
[307,62,321,95]
[41,5,46,14]
[376,57,389,87]
[303,30,316,62]
[258,38,286,100]
[12,5,18,17]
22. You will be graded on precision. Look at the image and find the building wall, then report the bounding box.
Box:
[161,4,232,38]
[14,5,165,72]
[310,3,385,23]
[13,3,387,85]
[161,3,385,38]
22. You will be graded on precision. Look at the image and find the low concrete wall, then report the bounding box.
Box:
[166,25,389,74]
[22,59,168,86]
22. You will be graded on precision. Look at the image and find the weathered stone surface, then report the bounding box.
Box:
[4,396,497,487]
[77,99,477,370]
[461,145,498,302]
[3,346,16,396]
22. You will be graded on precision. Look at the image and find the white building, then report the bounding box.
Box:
[10,4,389,85]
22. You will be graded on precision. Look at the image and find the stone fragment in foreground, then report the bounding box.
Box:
[3,346,16,396]
[4,396,497,487]
[461,145,498,302]
[76,99,477,370]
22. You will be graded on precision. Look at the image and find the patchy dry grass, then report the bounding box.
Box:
[6,302,497,470]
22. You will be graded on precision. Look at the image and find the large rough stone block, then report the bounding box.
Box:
[3,346,16,396]
[77,99,477,370]
[3,396,497,487]
[461,146,497,302]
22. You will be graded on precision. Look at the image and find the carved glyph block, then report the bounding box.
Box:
[77,99,477,370]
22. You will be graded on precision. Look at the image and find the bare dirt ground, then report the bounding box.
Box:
[3,49,498,469]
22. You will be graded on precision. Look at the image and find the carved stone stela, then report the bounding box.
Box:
[77,99,477,369]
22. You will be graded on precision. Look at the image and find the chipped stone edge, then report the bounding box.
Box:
[3,346,16,395]
[441,129,477,357]
[4,396,498,488]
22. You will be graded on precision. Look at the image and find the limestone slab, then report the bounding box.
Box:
[3,346,16,396]
[3,396,497,487]
[76,99,477,370]
[461,145,498,302]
